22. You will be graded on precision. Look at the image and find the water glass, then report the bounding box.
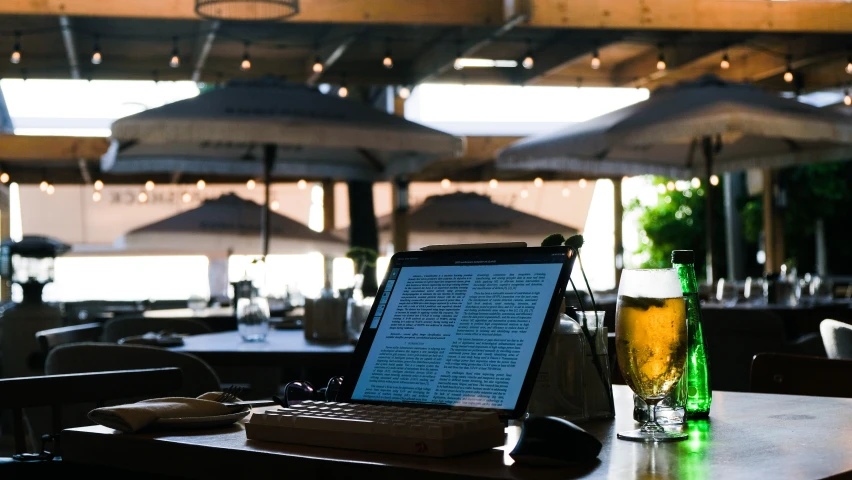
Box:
[237,296,270,342]
[715,278,739,306]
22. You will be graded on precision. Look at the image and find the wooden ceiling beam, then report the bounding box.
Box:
[0,0,504,26]
[191,20,219,83]
[58,16,81,80]
[0,136,111,162]
[611,38,740,88]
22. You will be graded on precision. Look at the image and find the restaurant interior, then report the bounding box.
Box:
[1,0,852,478]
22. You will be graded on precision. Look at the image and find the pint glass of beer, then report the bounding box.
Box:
[615,268,688,442]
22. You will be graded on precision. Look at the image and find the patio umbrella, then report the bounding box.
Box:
[102,77,463,258]
[336,192,580,252]
[497,75,852,283]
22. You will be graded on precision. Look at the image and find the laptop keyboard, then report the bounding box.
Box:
[245,400,506,457]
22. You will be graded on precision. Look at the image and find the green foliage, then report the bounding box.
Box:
[346,247,378,273]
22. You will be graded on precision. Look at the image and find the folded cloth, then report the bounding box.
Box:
[88,394,238,433]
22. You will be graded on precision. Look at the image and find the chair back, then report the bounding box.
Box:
[34,323,104,355]
[820,319,852,360]
[750,352,852,398]
[101,316,212,343]
[0,368,181,460]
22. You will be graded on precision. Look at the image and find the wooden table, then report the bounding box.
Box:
[61,386,852,479]
[143,307,305,332]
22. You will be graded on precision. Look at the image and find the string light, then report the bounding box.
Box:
[578,178,587,188]
[441,178,451,189]
[240,41,251,71]
[534,177,544,187]
[138,191,148,203]
[383,38,393,69]
[46,184,55,195]
[94,179,104,190]
[312,55,323,73]
[562,187,570,197]
[182,192,192,203]
[92,191,102,202]
[91,34,102,65]
[247,179,256,190]
[489,178,498,189]
[691,177,701,188]
[271,200,280,211]
[169,36,180,68]
[667,181,675,191]
[720,52,730,70]
[846,56,852,75]
[454,41,463,70]
[338,74,348,98]
[398,86,411,99]
[784,55,793,83]
[521,39,534,70]
[0,173,8,184]
[710,175,720,186]
[656,48,666,71]
[591,49,601,70]
[39,180,48,192]
[520,189,529,198]
[145,180,155,191]
[844,89,851,106]
[10,31,21,64]
[196,179,206,190]
[297,179,307,189]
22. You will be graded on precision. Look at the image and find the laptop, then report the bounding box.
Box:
[336,245,576,420]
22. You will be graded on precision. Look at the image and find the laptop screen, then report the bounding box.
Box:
[338,246,574,419]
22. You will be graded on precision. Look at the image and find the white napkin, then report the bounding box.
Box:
[88,392,240,433]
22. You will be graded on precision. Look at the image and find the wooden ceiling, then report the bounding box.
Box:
[0,0,849,97]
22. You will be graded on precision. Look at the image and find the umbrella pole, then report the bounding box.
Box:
[262,144,276,261]
[702,137,716,287]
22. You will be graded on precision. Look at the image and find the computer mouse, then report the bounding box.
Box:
[509,415,602,467]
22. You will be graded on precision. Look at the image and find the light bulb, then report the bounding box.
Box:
[312,61,323,73]
[846,59,852,74]
[691,177,701,188]
[383,56,393,69]
[667,181,675,191]
[94,179,104,190]
[92,191,102,202]
[338,86,348,98]
[534,177,543,187]
[710,175,720,186]
[10,50,20,65]
[39,181,48,191]
[271,200,280,211]
[562,188,570,197]
[454,58,463,70]
[92,51,102,65]
[520,189,529,198]
[522,56,534,69]
[656,59,666,71]
[398,87,411,99]
[170,54,180,68]
[578,178,587,188]
[489,179,498,189]
[297,179,307,189]
[240,58,251,71]
[590,55,601,70]
[145,180,155,191]
[196,179,206,190]
[138,191,148,203]
[247,179,256,190]
[46,184,55,195]
[844,92,852,106]
[182,192,192,203]
[0,173,8,184]
[784,70,793,83]
[441,178,451,189]
[720,54,730,70]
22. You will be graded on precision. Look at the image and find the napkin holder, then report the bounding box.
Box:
[303,291,348,342]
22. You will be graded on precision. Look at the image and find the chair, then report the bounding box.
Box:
[750,352,852,398]
[820,319,852,360]
[101,316,212,343]
[22,343,221,448]
[0,368,181,471]
[34,323,104,356]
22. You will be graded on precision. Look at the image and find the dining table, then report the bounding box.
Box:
[60,385,852,479]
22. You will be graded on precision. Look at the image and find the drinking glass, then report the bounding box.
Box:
[236,296,270,342]
[715,278,738,306]
[615,268,688,442]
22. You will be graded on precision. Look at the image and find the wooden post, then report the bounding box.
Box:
[347,181,379,297]
[762,168,785,274]
[322,179,335,289]
[613,177,624,287]
[0,184,10,301]
[391,179,410,253]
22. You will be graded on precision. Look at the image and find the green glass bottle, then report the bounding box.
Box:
[672,250,711,418]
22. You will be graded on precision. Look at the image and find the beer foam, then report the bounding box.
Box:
[617,268,682,299]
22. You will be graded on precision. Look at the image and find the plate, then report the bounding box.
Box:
[150,408,251,430]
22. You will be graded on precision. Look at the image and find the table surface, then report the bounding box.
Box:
[61,385,852,480]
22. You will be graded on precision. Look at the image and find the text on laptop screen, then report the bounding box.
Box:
[349,253,565,410]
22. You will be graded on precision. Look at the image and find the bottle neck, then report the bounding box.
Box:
[673,263,699,294]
